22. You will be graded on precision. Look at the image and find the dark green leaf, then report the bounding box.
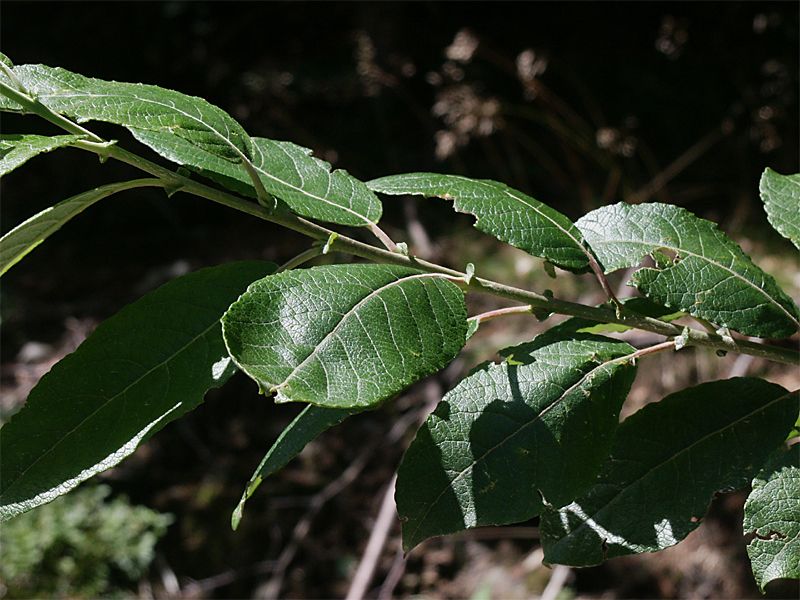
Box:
[540,379,796,566]
[760,168,800,250]
[396,332,637,551]
[744,443,800,591]
[0,261,275,521]
[576,203,800,338]
[222,264,468,409]
[0,134,83,177]
[368,173,589,272]
[0,63,382,226]
[231,405,356,530]
[0,179,161,277]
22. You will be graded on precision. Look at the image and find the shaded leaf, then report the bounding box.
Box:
[222,264,467,409]
[231,404,356,530]
[0,261,275,521]
[540,379,796,566]
[576,202,800,338]
[744,443,800,591]
[368,173,589,272]
[0,134,83,177]
[760,168,800,250]
[0,179,161,277]
[396,332,637,551]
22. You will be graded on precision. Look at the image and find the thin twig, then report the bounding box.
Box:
[540,564,571,600]
[368,222,399,252]
[277,245,323,272]
[345,474,398,600]
[628,123,729,204]
[470,305,534,325]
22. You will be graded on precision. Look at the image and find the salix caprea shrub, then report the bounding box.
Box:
[0,54,798,591]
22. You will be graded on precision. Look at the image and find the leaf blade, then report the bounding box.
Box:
[231,404,356,529]
[0,261,275,521]
[0,134,83,177]
[576,202,800,338]
[760,168,800,250]
[396,332,637,551]
[744,443,800,591]
[222,264,468,409]
[0,179,161,277]
[540,379,797,566]
[368,173,589,272]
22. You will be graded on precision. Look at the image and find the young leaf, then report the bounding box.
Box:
[222,264,468,409]
[0,261,275,521]
[744,443,800,591]
[231,404,356,530]
[0,134,83,177]
[396,332,637,551]
[0,179,162,276]
[540,379,797,566]
[760,168,800,250]
[576,203,800,338]
[367,173,589,272]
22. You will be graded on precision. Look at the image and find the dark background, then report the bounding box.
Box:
[1,2,798,598]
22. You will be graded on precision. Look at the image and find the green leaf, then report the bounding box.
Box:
[0,134,83,177]
[222,264,468,409]
[0,63,382,227]
[540,379,796,566]
[744,443,800,591]
[760,168,800,250]
[576,202,800,338]
[231,404,355,530]
[396,332,637,551]
[0,179,160,277]
[368,173,589,272]
[0,261,275,521]
[0,63,252,165]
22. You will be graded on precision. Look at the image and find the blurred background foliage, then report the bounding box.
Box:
[1,2,798,598]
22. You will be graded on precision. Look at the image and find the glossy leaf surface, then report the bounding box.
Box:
[368,173,589,272]
[0,261,275,521]
[0,134,82,177]
[231,404,356,530]
[760,168,800,250]
[222,264,468,409]
[744,443,800,590]
[396,332,637,551]
[576,202,800,338]
[0,180,160,277]
[540,379,796,566]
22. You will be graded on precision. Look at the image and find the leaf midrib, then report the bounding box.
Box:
[277,272,448,397]
[549,388,796,549]
[251,140,374,225]
[406,349,633,544]
[0,319,220,500]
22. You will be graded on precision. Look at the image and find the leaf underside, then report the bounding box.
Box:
[540,379,797,566]
[576,202,800,338]
[0,63,381,226]
[368,173,589,272]
[396,331,637,551]
[222,264,468,409]
[744,443,800,591]
[760,168,800,251]
[0,261,275,521]
[231,404,356,530]
[0,133,83,177]
[0,180,155,277]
